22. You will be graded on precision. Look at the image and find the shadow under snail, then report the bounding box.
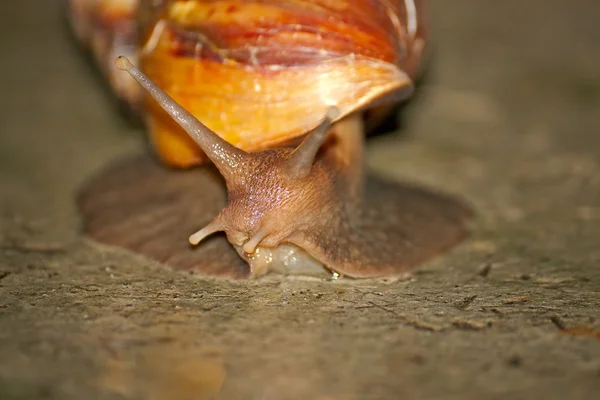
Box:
[69,0,473,279]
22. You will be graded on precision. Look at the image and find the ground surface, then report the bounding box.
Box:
[1,1,599,399]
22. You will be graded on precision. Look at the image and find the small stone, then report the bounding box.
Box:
[454,295,477,310]
[507,355,523,367]
[478,263,492,277]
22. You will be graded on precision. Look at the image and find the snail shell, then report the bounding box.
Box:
[68,0,427,167]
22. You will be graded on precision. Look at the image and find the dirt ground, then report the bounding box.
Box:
[1,1,599,399]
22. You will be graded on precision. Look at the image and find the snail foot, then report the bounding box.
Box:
[77,153,474,279]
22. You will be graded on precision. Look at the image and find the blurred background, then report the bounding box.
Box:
[0,1,599,399]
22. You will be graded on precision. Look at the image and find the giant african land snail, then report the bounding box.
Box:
[71,0,472,279]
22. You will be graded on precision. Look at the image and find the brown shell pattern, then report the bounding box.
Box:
[68,0,427,164]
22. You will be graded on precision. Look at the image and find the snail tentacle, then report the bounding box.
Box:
[188,217,224,246]
[286,107,339,179]
[242,227,270,254]
[115,56,248,178]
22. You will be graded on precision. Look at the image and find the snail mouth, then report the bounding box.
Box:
[233,243,329,279]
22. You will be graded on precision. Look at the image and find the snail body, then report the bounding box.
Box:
[72,0,472,279]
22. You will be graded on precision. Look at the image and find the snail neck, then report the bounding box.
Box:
[321,112,365,200]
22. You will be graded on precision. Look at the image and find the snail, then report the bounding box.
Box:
[71,0,473,279]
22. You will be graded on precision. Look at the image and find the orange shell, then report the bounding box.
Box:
[71,0,427,167]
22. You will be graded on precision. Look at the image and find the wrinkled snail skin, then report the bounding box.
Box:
[73,1,473,279]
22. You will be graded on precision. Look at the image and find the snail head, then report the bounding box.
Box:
[116,56,340,270]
